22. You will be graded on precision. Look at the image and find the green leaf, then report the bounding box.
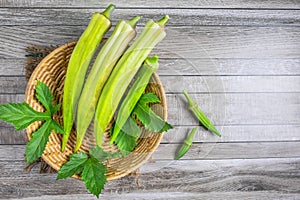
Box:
[81,158,107,198]
[0,102,50,130]
[50,104,61,116]
[35,81,53,112]
[25,120,52,164]
[90,146,120,162]
[134,94,173,133]
[138,93,160,106]
[57,152,88,179]
[26,119,64,164]
[113,117,140,154]
[35,81,61,115]
[50,120,65,134]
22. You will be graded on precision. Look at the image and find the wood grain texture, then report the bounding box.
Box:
[0,158,299,199]
[0,9,299,26]
[1,142,300,161]
[2,124,300,145]
[1,26,300,59]
[1,0,300,9]
[1,93,300,126]
[2,58,300,76]
[8,192,300,200]
[0,1,300,199]
[2,75,300,94]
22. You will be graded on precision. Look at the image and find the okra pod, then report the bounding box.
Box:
[94,15,170,147]
[175,127,197,160]
[74,16,141,152]
[182,90,221,137]
[111,55,159,144]
[62,4,115,152]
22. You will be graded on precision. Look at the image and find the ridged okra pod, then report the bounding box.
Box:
[94,15,170,147]
[62,4,115,152]
[175,127,198,160]
[182,90,221,137]
[74,16,141,152]
[110,55,159,144]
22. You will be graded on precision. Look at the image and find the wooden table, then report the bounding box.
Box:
[0,1,300,199]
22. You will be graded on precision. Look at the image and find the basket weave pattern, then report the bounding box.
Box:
[24,41,168,181]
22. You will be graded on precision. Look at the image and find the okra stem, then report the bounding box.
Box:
[184,127,197,146]
[101,4,115,19]
[127,16,141,27]
[182,90,221,137]
[156,15,170,27]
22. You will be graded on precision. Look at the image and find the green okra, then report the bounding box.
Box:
[182,90,221,137]
[110,55,159,144]
[74,16,141,152]
[175,127,197,160]
[94,15,170,147]
[62,4,115,152]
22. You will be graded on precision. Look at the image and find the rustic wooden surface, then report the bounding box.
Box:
[0,0,300,199]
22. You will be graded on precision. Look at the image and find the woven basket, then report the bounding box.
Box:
[24,41,168,181]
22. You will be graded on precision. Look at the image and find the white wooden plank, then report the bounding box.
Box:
[2,75,300,94]
[154,142,300,160]
[161,76,300,93]
[167,93,300,126]
[1,26,300,59]
[2,58,300,76]
[1,0,300,9]
[0,9,299,26]
[0,158,299,199]
[2,124,300,145]
[1,142,300,161]
[1,93,300,126]
[8,192,300,200]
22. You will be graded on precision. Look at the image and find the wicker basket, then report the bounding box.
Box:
[24,41,168,181]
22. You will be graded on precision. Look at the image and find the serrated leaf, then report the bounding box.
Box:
[35,81,53,112]
[0,102,50,130]
[81,158,107,198]
[138,93,160,106]
[113,117,140,154]
[51,104,61,115]
[25,120,52,164]
[35,81,61,115]
[134,100,173,133]
[57,152,88,179]
[90,146,120,162]
[50,120,64,134]
[25,119,64,164]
